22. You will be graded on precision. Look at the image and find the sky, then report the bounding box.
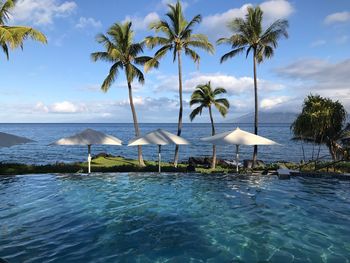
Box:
[1,0,350,123]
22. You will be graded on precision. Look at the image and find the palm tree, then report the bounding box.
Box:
[217,6,288,165]
[144,1,214,167]
[0,0,47,59]
[189,81,229,169]
[291,95,348,161]
[91,21,157,167]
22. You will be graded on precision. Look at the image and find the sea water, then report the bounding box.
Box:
[0,123,330,164]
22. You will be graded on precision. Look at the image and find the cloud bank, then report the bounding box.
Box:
[11,0,77,25]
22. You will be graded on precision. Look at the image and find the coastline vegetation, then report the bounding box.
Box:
[1,156,350,177]
[291,95,350,161]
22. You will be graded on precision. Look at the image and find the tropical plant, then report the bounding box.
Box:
[217,6,288,165]
[291,95,348,161]
[144,1,214,167]
[0,0,47,59]
[91,21,157,166]
[189,81,229,169]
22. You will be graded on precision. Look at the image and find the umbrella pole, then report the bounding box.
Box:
[158,145,161,173]
[236,145,239,173]
[88,145,92,174]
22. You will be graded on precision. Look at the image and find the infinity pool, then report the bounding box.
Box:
[0,173,349,262]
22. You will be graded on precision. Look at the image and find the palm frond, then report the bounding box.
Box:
[129,43,144,57]
[144,36,171,48]
[90,51,116,63]
[220,47,245,63]
[214,102,229,117]
[130,64,145,84]
[189,81,230,121]
[0,0,15,24]
[213,87,227,96]
[134,56,154,66]
[147,1,212,68]
[101,61,122,92]
[189,105,204,121]
[184,47,200,65]
[1,43,8,59]
[93,21,150,89]
[144,44,172,71]
[186,34,214,54]
[181,14,202,39]
[215,98,230,109]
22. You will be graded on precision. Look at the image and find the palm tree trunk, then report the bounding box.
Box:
[329,140,341,161]
[301,141,306,162]
[127,81,145,167]
[252,49,258,167]
[208,105,216,169]
[174,49,183,167]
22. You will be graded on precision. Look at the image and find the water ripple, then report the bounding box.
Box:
[0,173,350,262]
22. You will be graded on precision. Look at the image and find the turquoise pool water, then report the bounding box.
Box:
[0,173,349,262]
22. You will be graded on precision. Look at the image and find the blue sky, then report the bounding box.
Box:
[1,0,350,123]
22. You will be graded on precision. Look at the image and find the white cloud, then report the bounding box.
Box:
[260,96,290,110]
[123,12,160,31]
[51,101,87,113]
[11,0,77,26]
[115,97,144,107]
[200,4,250,39]
[155,72,284,94]
[310,40,326,47]
[34,102,49,113]
[75,17,102,29]
[276,58,350,111]
[30,97,182,122]
[259,0,294,24]
[200,0,293,39]
[276,58,350,90]
[34,101,88,114]
[324,11,350,25]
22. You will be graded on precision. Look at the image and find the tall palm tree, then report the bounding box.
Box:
[0,0,47,60]
[189,81,229,169]
[144,1,214,167]
[217,6,288,165]
[91,21,157,167]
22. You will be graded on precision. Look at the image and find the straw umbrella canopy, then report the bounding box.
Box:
[128,129,190,172]
[0,132,34,148]
[50,128,122,173]
[201,127,279,172]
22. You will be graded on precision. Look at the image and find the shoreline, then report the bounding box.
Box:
[0,156,349,179]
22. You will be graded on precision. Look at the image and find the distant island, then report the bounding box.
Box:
[232,111,297,124]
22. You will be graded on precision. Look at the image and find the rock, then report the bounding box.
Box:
[243,159,265,168]
[187,164,196,172]
[278,173,291,180]
[188,157,211,166]
[92,152,115,159]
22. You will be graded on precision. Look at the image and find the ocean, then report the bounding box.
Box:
[0,123,330,165]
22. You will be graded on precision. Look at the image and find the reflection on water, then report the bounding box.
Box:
[0,173,349,262]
